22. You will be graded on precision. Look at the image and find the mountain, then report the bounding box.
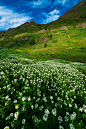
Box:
[30,20,36,23]
[0,0,86,63]
[47,0,86,28]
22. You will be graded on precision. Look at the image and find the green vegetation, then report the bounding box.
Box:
[48,34,53,38]
[0,1,86,128]
[29,38,35,45]
[0,0,86,64]
[53,40,58,43]
[0,25,86,63]
[0,50,86,129]
[44,43,47,48]
[0,47,21,59]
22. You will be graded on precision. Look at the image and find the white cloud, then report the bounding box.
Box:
[22,0,51,9]
[42,9,60,24]
[33,0,43,6]
[43,15,60,23]
[0,6,32,30]
[49,9,60,15]
[53,0,66,6]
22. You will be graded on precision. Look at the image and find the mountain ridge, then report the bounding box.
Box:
[0,0,86,33]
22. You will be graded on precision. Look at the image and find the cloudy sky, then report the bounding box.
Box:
[0,0,82,31]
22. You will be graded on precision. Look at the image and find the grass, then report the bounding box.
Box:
[6,25,85,64]
[0,48,86,129]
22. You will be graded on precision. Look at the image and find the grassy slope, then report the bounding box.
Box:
[0,46,86,78]
[0,0,86,63]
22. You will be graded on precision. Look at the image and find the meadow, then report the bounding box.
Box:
[9,26,86,64]
[0,48,86,129]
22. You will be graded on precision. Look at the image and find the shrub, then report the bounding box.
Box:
[79,14,86,18]
[29,38,35,45]
[48,34,52,38]
[80,47,84,49]
[44,43,47,48]
[53,40,58,43]
[71,34,80,38]
[33,34,38,38]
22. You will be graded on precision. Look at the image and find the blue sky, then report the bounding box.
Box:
[0,0,82,31]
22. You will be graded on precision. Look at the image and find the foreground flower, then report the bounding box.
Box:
[39,105,44,110]
[66,112,70,116]
[73,112,76,118]
[84,109,86,113]
[79,107,83,112]
[58,116,63,123]
[32,115,39,124]
[69,123,75,129]
[27,96,31,101]
[31,105,34,109]
[50,95,53,100]
[21,126,24,129]
[43,97,47,102]
[13,100,17,103]
[35,103,38,109]
[44,109,50,115]
[43,114,48,121]
[22,97,26,101]
[15,104,19,109]
[64,116,69,122]
[9,112,13,116]
[70,112,76,121]
[22,119,26,124]
[5,95,9,100]
[21,105,25,111]
[14,112,19,119]
[59,125,64,129]
[52,108,57,116]
[69,103,72,107]
[4,126,10,129]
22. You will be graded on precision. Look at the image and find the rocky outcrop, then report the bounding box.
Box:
[37,29,46,34]
[76,23,86,28]
[60,26,68,30]
[30,20,36,23]
[17,37,29,41]
[7,28,15,32]
[39,36,48,42]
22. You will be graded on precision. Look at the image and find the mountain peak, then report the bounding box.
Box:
[30,20,36,23]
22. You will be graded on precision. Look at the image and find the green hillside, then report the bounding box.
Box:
[0,0,86,63]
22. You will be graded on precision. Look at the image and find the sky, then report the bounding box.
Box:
[0,0,82,31]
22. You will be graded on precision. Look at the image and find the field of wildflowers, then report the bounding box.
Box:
[0,53,86,129]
